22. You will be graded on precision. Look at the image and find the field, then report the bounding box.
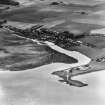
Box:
[0,1,104,33]
[0,30,78,71]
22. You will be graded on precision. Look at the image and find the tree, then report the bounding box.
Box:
[0,0,19,6]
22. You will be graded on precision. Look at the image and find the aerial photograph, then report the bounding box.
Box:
[0,0,105,105]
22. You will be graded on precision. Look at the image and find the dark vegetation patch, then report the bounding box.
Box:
[50,2,60,5]
[5,24,104,52]
[6,25,82,49]
[0,0,19,6]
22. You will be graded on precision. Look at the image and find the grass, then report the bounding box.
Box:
[0,5,62,23]
[0,30,78,71]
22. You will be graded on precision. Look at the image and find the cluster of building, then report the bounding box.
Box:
[3,24,99,50]
[5,25,81,48]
